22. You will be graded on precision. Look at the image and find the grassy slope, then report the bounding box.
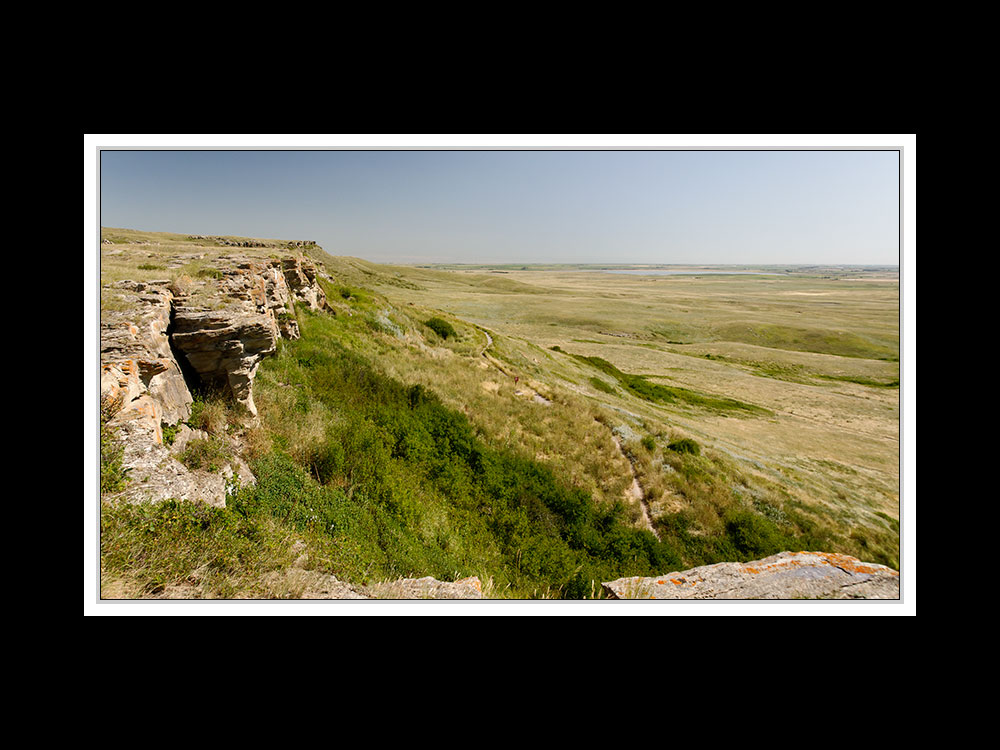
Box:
[336,257,900,568]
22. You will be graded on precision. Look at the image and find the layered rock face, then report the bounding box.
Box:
[100,253,327,508]
[171,310,279,417]
[602,551,900,600]
[171,256,328,416]
[100,281,192,432]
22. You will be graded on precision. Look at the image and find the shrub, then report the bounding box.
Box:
[724,510,788,559]
[641,436,656,451]
[667,438,700,455]
[162,422,179,446]
[425,317,457,340]
[309,440,346,485]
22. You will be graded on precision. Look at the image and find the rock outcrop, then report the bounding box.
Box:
[171,309,279,416]
[602,551,900,599]
[187,236,316,249]
[100,251,328,508]
[100,280,193,428]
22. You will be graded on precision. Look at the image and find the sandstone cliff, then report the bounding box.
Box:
[100,252,328,508]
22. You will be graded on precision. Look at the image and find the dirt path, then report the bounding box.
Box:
[610,432,660,540]
[478,327,494,357]
[478,328,551,405]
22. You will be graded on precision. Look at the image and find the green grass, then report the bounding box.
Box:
[103,308,690,598]
[589,376,617,394]
[179,437,233,473]
[571,353,770,416]
[817,374,900,388]
[713,322,897,360]
[101,498,301,598]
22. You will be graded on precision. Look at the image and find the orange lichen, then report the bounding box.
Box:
[455,576,482,592]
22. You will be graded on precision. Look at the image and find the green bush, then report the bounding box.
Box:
[667,438,700,455]
[641,436,656,451]
[162,422,179,446]
[425,317,457,340]
[724,510,789,559]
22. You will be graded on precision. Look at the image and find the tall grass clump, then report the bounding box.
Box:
[100,407,129,494]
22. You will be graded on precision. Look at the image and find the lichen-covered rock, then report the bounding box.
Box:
[602,551,899,600]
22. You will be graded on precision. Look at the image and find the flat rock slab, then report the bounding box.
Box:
[363,576,483,600]
[258,572,483,600]
[603,551,899,600]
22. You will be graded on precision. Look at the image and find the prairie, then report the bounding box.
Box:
[99,228,901,596]
[354,262,901,568]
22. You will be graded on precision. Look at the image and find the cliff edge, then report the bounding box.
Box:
[100,250,328,508]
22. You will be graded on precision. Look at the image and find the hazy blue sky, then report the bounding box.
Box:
[100,149,899,265]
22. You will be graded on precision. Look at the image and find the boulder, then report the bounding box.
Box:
[602,551,900,600]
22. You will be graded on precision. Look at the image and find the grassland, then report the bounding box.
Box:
[352,261,901,568]
[99,229,901,597]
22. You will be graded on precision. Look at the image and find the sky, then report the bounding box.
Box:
[99,148,900,265]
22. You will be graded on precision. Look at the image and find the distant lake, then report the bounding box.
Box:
[583,269,788,276]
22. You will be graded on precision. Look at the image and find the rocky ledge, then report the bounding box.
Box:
[100,252,328,508]
[602,551,900,599]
